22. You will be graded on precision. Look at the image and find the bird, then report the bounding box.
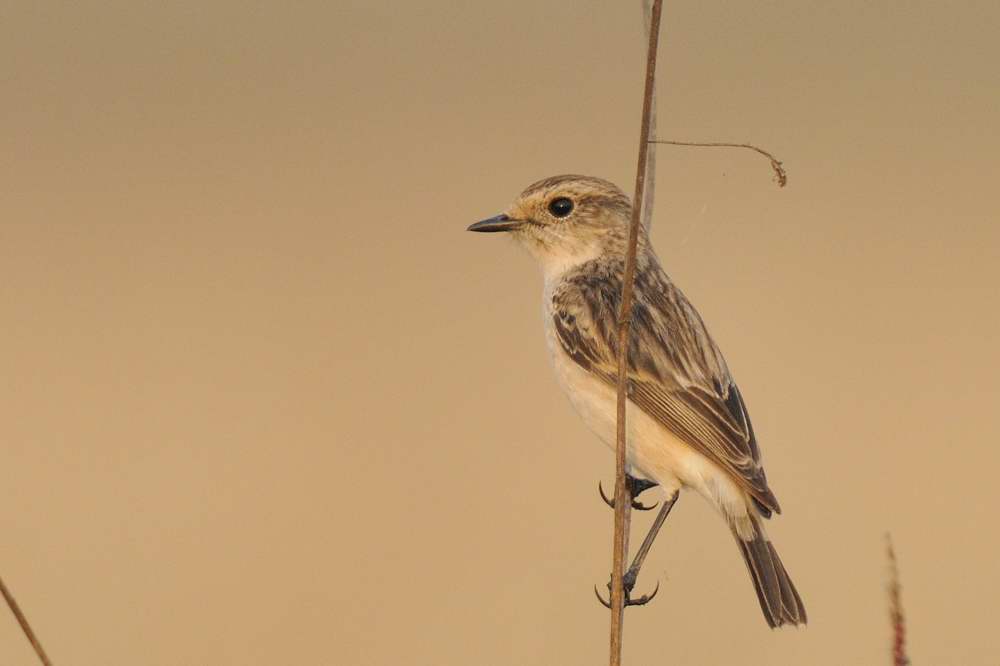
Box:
[468,174,806,628]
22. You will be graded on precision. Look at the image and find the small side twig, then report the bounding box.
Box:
[609,0,664,664]
[1,575,53,666]
[886,534,909,666]
[649,140,787,187]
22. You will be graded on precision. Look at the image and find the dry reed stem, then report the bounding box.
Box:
[886,534,909,666]
[640,0,658,233]
[610,1,664,664]
[649,140,787,187]
[1,575,53,665]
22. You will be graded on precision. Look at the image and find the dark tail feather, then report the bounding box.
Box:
[732,517,807,628]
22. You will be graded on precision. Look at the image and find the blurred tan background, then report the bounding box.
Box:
[2,1,999,664]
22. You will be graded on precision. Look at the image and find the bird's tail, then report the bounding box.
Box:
[730,514,807,628]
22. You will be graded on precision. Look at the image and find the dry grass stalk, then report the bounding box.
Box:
[886,534,909,666]
[1,575,53,665]
[640,0,658,233]
[609,0,664,664]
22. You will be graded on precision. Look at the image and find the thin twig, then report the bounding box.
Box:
[649,140,787,187]
[609,1,664,664]
[1,576,53,666]
[886,534,909,666]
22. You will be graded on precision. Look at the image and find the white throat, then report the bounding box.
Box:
[535,242,604,290]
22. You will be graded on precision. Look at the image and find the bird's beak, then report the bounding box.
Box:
[467,214,524,233]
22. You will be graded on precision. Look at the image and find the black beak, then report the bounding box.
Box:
[467,214,524,233]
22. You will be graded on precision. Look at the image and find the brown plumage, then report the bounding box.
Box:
[471,174,806,628]
[551,257,779,515]
[550,254,805,627]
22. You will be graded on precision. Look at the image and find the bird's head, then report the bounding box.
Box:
[468,175,643,276]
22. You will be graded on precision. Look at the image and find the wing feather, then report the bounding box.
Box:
[551,260,780,514]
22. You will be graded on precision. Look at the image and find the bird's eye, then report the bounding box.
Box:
[548,197,574,218]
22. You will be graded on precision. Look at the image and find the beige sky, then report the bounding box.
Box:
[3,1,999,664]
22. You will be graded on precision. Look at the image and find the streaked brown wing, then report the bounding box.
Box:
[627,380,779,514]
[551,266,780,514]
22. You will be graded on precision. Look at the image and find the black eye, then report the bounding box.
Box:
[548,197,574,218]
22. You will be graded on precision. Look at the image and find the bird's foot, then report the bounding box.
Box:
[594,567,660,608]
[598,474,659,511]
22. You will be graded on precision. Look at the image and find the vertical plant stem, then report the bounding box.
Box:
[886,535,909,666]
[1,576,53,666]
[640,0,658,232]
[609,1,664,664]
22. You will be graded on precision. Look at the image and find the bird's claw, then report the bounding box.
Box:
[593,577,661,609]
[628,579,660,606]
[594,585,611,608]
[598,480,658,511]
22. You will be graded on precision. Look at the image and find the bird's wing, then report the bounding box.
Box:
[551,264,780,514]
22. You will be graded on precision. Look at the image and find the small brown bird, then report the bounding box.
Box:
[469,174,806,628]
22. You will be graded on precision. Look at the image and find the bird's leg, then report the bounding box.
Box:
[623,490,678,591]
[598,474,659,511]
[595,490,679,608]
